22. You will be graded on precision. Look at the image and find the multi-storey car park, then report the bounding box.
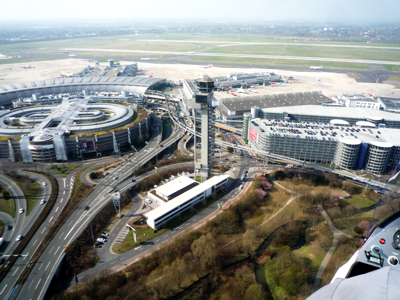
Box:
[245,105,400,175]
[215,91,333,122]
[0,76,167,162]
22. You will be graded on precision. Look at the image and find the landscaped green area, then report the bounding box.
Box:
[388,75,400,81]
[49,164,83,178]
[0,185,15,218]
[347,74,361,79]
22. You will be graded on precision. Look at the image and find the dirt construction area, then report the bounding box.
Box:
[1,58,400,98]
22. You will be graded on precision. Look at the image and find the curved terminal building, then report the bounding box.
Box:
[0,76,166,162]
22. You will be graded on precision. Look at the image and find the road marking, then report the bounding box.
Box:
[39,263,43,270]
[0,284,7,295]
[12,267,19,276]
[60,198,63,203]
[49,246,54,254]
[33,239,38,246]
[45,262,51,271]
[23,252,29,260]
[59,232,64,239]
[49,216,53,223]
[54,246,60,255]
[155,239,160,242]
[28,280,34,289]
[55,207,59,212]
[35,279,41,289]
[41,227,46,234]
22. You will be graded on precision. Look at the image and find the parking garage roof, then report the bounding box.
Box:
[221,91,332,112]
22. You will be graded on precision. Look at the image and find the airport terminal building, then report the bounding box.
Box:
[246,105,400,174]
[0,76,168,162]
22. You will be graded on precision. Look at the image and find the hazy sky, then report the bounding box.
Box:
[0,0,399,23]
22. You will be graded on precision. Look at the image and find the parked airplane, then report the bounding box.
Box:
[310,65,323,70]
[21,64,35,69]
[69,54,77,57]
[59,70,76,77]
[200,64,213,69]
[141,58,151,61]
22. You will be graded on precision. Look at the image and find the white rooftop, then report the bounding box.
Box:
[155,176,197,198]
[261,105,400,121]
[144,175,230,221]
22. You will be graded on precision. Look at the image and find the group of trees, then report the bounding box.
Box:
[58,175,275,300]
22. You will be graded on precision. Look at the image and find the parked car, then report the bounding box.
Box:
[97,238,106,243]
[102,232,109,236]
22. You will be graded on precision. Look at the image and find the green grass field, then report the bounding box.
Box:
[206,44,400,62]
[14,178,41,215]
[388,75,400,81]
[383,64,400,71]
[0,188,15,218]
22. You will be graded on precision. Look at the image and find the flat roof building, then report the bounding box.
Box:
[152,176,198,201]
[259,105,400,128]
[378,96,400,112]
[144,175,229,229]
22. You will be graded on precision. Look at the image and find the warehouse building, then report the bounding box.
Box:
[144,175,229,229]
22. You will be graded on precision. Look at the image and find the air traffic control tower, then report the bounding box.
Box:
[185,77,216,182]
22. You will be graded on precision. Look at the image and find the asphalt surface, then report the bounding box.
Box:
[12,116,184,300]
[13,50,400,85]
[62,47,400,66]
[0,169,76,299]
[0,175,26,258]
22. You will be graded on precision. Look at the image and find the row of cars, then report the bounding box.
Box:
[94,232,109,248]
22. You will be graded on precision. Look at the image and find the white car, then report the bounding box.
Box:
[97,238,106,243]
[113,176,119,180]
[16,235,23,241]
[144,199,152,204]
[42,182,47,186]
[19,208,24,214]
[40,200,45,205]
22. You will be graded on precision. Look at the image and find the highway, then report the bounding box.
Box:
[13,116,184,299]
[0,175,26,258]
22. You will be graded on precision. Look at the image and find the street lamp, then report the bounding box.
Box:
[117,248,121,265]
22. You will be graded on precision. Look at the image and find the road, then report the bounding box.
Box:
[13,116,183,299]
[0,175,26,258]
[0,169,76,299]
[61,47,400,66]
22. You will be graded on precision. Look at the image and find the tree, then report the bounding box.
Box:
[191,233,220,270]
[219,165,225,173]
[331,193,340,206]
[244,283,267,300]
[227,146,233,153]
[170,258,188,289]
[241,229,259,256]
